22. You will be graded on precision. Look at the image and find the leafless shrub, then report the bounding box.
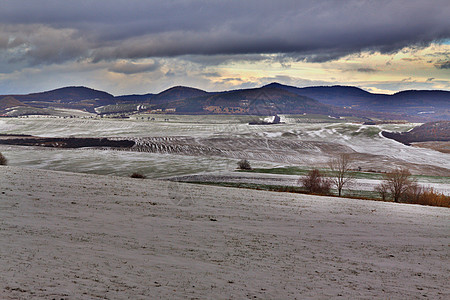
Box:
[300,169,331,194]
[401,182,423,203]
[131,172,146,179]
[410,188,450,207]
[0,152,7,165]
[374,182,389,201]
[237,159,252,170]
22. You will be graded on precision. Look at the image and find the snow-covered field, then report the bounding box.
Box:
[1,115,449,298]
[0,166,449,299]
[172,171,450,195]
[0,115,449,179]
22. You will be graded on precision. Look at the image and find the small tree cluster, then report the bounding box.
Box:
[375,168,416,202]
[0,152,7,165]
[237,159,252,170]
[300,169,331,194]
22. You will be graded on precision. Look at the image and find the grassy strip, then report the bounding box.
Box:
[183,180,449,207]
[185,181,383,201]
[185,181,306,193]
[237,167,383,180]
[237,166,311,176]
[237,167,450,183]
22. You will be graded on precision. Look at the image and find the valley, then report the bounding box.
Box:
[1,115,448,197]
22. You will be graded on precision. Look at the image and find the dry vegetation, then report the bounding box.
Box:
[0,152,7,165]
[130,172,146,179]
[294,163,449,208]
[374,168,450,207]
[402,187,450,207]
[299,169,331,194]
[237,159,252,170]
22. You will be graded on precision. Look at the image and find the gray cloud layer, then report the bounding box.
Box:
[0,0,449,67]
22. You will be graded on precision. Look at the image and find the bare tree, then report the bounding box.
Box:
[328,153,354,196]
[300,169,331,194]
[380,168,416,202]
[374,182,389,201]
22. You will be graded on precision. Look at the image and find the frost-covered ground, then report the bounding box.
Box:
[0,166,449,299]
[0,115,449,179]
[171,171,450,195]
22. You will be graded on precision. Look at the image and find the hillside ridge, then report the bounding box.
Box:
[1,83,448,120]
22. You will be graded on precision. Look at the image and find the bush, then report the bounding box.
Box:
[403,188,450,207]
[0,152,7,165]
[130,172,146,179]
[237,159,252,170]
[300,169,331,194]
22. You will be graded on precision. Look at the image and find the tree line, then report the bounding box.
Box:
[238,155,449,207]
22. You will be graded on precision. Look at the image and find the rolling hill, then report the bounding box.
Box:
[114,86,208,104]
[382,121,450,144]
[0,83,448,119]
[2,86,116,113]
[264,82,450,119]
[150,86,210,105]
[155,86,333,115]
[0,96,27,113]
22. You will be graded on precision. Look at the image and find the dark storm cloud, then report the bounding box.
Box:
[1,0,449,66]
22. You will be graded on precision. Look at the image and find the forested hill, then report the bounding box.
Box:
[381,121,450,144]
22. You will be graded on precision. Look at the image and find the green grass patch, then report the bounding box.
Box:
[236,167,450,183]
[342,189,383,200]
[186,181,307,193]
[350,127,381,137]
[184,180,389,202]
[237,166,311,176]
[237,166,383,180]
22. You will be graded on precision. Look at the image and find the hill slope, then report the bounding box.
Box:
[157,86,333,115]
[1,83,448,118]
[0,96,27,112]
[150,86,210,105]
[265,82,450,120]
[382,121,450,144]
[2,86,116,113]
[1,166,448,299]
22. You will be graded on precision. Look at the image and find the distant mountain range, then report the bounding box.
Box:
[264,83,450,119]
[0,83,448,120]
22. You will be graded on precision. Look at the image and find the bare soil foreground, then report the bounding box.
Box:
[1,166,449,299]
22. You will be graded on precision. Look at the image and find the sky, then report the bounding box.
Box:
[0,0,449,96]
